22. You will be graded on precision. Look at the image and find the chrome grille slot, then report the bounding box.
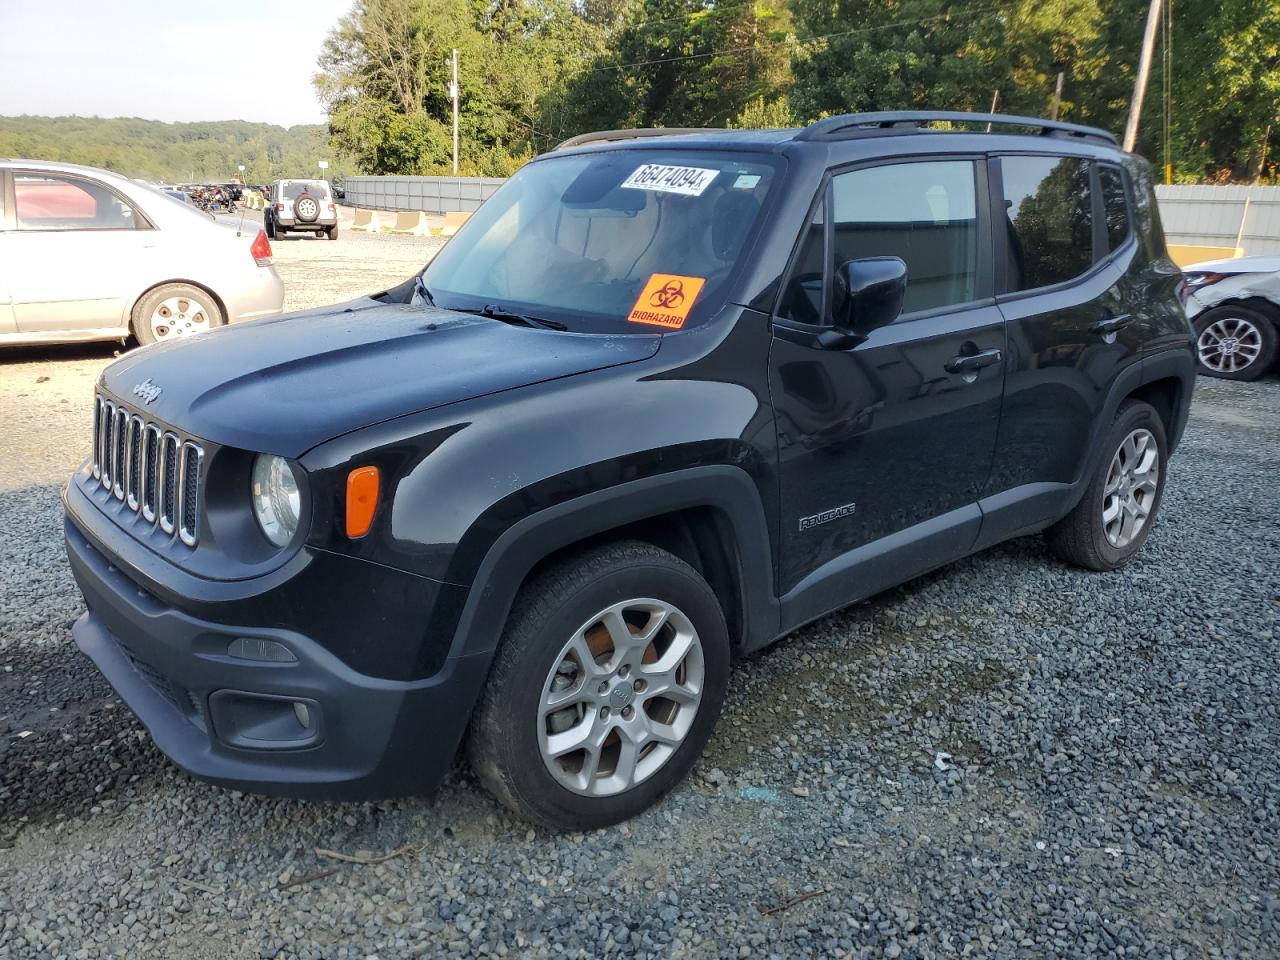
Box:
[100,401,115,490]
[89,394,204,548]
[92,397,103,480]
[141,424,161,522]
[126,416,143,510]
[112,406,128,500]
[179,441,203,546]
[159,432,179,534]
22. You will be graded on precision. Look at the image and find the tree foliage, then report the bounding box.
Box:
[313,0,1280,182]
[0,115,346,183]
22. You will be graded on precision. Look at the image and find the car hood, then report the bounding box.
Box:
[1183,255,1280,275]
[99,299,662,457]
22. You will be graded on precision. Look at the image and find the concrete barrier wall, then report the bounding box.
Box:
[342,176,507,214]
[341,176,1280,256]
[1154,184,1280,257]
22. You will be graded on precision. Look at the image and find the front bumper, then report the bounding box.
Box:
[64,513,490,800]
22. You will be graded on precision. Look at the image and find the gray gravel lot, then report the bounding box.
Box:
[1,231,1278,959]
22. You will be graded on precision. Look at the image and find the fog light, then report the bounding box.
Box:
[227,637,297,662]
[293,701,311,729]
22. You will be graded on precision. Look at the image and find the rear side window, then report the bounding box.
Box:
[14,173,142,231]
[829,160,979,314]
[999,156,1093,291]
[1099,164,1131,250]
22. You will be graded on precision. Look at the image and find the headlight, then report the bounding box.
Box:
[251,455,302,547]
[1183,272,1228,289]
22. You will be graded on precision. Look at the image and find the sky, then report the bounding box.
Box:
[0,0,353,127]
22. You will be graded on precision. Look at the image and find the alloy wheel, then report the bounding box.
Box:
[1101,427,1159,548]
[1198,315,1263,374]
[537,599,704,797]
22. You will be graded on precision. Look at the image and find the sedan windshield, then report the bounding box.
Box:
[423,149,780,333]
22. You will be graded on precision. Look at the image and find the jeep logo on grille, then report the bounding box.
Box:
[132,379,162,405]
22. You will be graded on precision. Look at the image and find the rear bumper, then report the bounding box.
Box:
[226,266,285,324]
[64,513,490,800]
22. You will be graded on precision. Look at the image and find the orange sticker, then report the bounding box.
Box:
[627,274,706,329]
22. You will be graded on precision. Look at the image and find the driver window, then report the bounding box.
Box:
[830,160,979,315]
[15,173,141,231]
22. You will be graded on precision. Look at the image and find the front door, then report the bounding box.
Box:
[770,157,1005,626]
[6,170,153,333]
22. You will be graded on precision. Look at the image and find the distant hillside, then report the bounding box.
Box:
[0,115,354,183]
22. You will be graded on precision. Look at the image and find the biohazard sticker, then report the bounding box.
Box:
[620,164,719,197]
[627,274,706,329]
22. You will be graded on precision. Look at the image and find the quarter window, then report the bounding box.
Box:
[829,160,979,315]
[998,156,1093,291]
[1099,164,1131,250]
[14,173,141,231]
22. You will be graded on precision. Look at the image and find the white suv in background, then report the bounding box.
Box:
[265,179,338,241]
[0,160,284,347]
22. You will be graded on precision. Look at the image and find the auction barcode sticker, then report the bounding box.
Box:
[621,164,719,197]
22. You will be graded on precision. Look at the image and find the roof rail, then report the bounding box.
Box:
[796,111,1118,146]
[554,128,721,151]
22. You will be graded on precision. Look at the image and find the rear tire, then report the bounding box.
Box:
[1045,400,1167,571]
[264,215,276,240]
[467,541,730,831]
[131,283,224,347]
[326,225,339,241]
[1194,305,1277,381]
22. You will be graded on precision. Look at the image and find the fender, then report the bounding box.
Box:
[445,465,780,662]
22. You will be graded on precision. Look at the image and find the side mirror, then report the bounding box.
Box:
[832,256,907,337]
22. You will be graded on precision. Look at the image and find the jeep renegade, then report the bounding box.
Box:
[64,112,1195,830]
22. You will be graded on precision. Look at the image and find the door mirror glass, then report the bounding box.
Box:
[833,257,907,336]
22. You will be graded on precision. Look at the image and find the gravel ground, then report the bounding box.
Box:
[1,235,1277,959]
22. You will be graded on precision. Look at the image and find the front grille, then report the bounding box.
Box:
[91,395,204,547]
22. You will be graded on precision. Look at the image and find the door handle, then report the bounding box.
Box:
[944,348,1003,374]
[1091,313,1133,336]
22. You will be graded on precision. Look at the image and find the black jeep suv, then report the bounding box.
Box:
[64,112,1194,830]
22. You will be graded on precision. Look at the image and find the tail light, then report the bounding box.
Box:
[328,204,336,213]
[276,203,284,211]
[249,229,273,267]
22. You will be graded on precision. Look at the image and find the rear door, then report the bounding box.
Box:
[982,154,1141,524]
[770,156,1006,622]
[5,170,155,332]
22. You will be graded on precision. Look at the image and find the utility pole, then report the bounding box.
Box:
[1049,71,1064,121]
[450,49,460,176]
[1124,0,1163,152]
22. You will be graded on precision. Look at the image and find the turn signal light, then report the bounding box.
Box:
[345,466,380,538]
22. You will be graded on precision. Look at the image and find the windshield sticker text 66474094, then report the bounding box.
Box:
[620,164,719,197]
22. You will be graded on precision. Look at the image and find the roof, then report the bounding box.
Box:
[554,111,1121,154]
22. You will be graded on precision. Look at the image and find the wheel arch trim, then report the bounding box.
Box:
[446,465,780,662]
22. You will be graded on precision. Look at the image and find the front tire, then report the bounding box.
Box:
[1045,400,1167,571]
[467,541,730,831]
[131,283,224,346]
[1194,305,1277,381]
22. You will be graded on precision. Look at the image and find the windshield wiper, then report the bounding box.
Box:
[468,303,567,331]
[411,275,436,307]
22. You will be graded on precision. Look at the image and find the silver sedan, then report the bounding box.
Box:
[0,160,284,347]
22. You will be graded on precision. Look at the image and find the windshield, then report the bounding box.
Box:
[423,149,781,333]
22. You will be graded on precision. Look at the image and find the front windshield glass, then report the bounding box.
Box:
[423,149,781,333]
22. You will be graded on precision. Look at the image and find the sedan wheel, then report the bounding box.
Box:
[538,599,704,798]
[150,295,213,340]
[1101,427,1160,549]
[1198,315,1263,375]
